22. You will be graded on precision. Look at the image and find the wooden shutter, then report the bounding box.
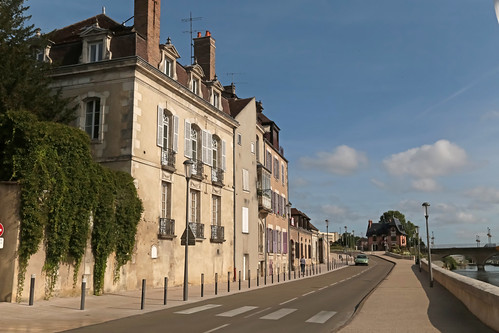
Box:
[173,115,179,152]
[221,140,226,171]
[157,106,163,147]
[273,230,277,253]
[242,207,249,233]
[283,232,287,254]
[184,120,191,158]
[202,130,208,164]
[207,133,213,167]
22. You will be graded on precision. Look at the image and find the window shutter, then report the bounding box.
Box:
[242,207,249,233]
[283,232,287,254]
[173,115,179,152]
[207,132,213,167]
[184,120,191,158]
[157,106,164,147]
[273,230,277,253]
[221,140,226,171]
[202,130,208,164]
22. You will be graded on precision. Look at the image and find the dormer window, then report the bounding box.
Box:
[79,23,112,64]
[213,92,220,108]
[89,41,103,62]
[192,77,200,95]
[164,58,173,77]
[160,37,180,80]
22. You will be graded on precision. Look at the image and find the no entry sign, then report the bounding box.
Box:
[0,223,3,237]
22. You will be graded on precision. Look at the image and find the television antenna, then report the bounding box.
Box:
[182,12,202,64]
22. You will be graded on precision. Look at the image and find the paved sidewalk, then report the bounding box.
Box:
[339,253,496,333]
[0,255,350,332]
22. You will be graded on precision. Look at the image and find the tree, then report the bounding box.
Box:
[0,0,74,123]
[380,210,418,249]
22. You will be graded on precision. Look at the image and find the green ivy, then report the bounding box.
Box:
[0,110,143,300]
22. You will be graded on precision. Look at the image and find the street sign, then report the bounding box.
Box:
[0,237,3,249]
[181,226,196,246]
[0,223,3,237]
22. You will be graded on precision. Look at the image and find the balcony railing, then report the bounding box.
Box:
[161,148,176,170]
[211,167,224,186]
[158,218,175,239]
[210,225,225,243]
[191,159,204,180]
[258,188,272,212]
[188,222,205,239]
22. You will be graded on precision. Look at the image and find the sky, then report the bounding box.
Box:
[26,0,499,246]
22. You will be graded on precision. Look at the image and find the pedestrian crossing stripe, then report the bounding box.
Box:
[216,306,258,317]
[175,304,221,314]
[260,308,297,320]
[305,311,337,324]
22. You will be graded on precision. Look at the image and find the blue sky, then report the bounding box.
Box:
[27,0,499,245]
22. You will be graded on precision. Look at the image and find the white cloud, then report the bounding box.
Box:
[433,203,480,226]
[480,111,499,121]
[465,186,499,204]
[299,145,368,175]
[383,140,470,191]
[370,178,386,189]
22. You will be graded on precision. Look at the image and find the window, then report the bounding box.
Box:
[164,58,173,77]
[242,207,249,233]
[213,92,220,108]
[274,157,279,179]
[277,230,281,253]
[161,182,171,218]
[242,169,249,191]
[85,99,100,140]
[266,151,272,171]
[283,231,287,254]
[256,136,260,162]
[192,77,200,95]
[251,142,255,154]
[281,163,285,185]
[88,41,103,62]
[212,195,221,226]
[237,133,242,145]
[190,189,200,223]
[212,138,218,168]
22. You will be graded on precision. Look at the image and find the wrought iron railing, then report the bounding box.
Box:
[258,188,272,211]
[211,167,224,186]
[161,148,176,169]
[210,225,225,243]
[188,222,205,239]
[191,159,204,179]
[158,218,175,239]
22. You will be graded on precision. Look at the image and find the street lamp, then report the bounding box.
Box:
[476,235,480,248]
[286,202,292,280]
[416,226,421,272]
[183,159,194,301]
[352,230,355,250]
[325,219,329,270]
[422,202,433,288]
[344,226,347,250]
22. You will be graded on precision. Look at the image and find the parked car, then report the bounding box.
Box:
[355,254,369,265]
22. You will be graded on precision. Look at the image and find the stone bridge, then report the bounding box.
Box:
[431,245,499,271]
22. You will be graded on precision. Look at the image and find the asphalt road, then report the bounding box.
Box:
[65,256,394,333]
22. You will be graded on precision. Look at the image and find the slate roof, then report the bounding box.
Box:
[366,217,407,237]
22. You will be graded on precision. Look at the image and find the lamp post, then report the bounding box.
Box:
[416,226,421,272]
[422,202,433,288]
[352,230,355,251]
[344,226,347,250]
[325,219,329,270]
[286,202,292,280]
[476,235,480,248]
[183,159,194,301]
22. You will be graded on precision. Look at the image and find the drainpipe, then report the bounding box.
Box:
[233,127,237,281]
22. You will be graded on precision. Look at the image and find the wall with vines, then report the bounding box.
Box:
[0,110,143,300]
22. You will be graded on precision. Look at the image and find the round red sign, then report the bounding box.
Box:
[0,223,3,237]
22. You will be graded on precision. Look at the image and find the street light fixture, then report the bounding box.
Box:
[416,226,421,272]
[476,235,480,248]
[325,219,329,270]
[344,226,347,249]
[422,202,433,288]
[183,159,194,301]
[286,202,292,280]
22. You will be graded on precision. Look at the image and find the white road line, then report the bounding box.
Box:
[330,282,337,286]
[216,306,258,317]
[280,297,297,305]
[244,307,271,318]
[175,304,221,314]
[318,286,328,291]
[203,324,230,333]
[306,311,337,324]
[260,308,297,320]
[302,291,315,297]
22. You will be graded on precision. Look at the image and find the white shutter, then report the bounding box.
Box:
[173,115,179,152]
[207,132,213,167]
[202,130,208,164]
[157,106,163,147]
[221,140,226,171]
[242,207,249,233]
[184,120,191,158]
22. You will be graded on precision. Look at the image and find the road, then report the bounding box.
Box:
[65,256,393,333]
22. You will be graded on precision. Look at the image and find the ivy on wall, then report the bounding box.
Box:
[0,110,143,300]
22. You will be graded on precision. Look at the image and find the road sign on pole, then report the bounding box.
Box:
[0,223,4,237]
[180,227,196,246]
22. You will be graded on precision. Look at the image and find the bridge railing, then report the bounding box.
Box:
[432,243,496,249]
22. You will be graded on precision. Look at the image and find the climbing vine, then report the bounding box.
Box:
[0,110,143,300]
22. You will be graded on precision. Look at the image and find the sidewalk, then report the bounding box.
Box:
[338,253,496,333]
[0,256,349,333]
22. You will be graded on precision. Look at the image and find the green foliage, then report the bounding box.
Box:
[0,111,142,300]
[0,0,75,123]
[443,256,458,270]
[380,210,406,225]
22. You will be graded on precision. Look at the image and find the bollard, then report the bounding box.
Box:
[264,271,267,285]
[257,269,259,287]
[80,276,86,310]
[140,279,146,310]
[271,271,274,284]
[228,272,231,292]
[164,277,168,305]
[294,267,296,279]
[248,270,251,289]
[238,271,241,290]
[278,267,280,283]
[215,273,218,295]
[29,274,35,306]
[284,269,286,281]
[201,273,204,297]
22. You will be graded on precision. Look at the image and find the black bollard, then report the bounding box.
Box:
[164,277,168,305]
[238,271,241,290]
[215,273,218,295]
[248,270,251,289]
[80,276,86,310]
[29,274,35,306]
[228,272,230,292]
[141,279,146,310]
[257,269,259,287]
[278,267,280,283]
[201,273,204,297]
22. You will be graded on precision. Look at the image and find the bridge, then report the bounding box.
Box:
[430,244,499,271]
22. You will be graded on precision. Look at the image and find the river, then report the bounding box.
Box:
[453,265,499,287]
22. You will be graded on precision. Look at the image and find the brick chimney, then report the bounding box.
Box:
[368,220,373,228]
[193,30,216,81]
[134,0,161,66]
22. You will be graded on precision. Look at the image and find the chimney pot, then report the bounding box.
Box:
[206,30,211,36]
[197,32,202,38]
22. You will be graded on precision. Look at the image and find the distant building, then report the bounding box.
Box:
[366,218,407,251]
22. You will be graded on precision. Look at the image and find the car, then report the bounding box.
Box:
[355,254,369,266]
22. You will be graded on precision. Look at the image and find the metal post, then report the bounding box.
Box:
[201,273,204,297]
[141,279,146,310]
[257,268,259,287]
[277,267,280,283]
[423,202,433,288]
[29,274,35,306]
[248,270,251,289]
[228,272,230,292]
[80,276,86,310]
[238,271,241,290]
[183,168,191,302]
[215,273,218,295]
[164,277,168,305]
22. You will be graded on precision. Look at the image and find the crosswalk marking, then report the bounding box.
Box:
[216,306,258,317]
[279,297,297,305]
[175,304,221,314]
[305,311,337,324]
[260,308,297,320]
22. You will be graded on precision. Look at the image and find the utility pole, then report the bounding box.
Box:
[181,12,202,64]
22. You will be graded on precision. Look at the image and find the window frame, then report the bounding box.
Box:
[85,98,101,140]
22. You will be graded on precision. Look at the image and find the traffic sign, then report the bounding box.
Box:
[0,237,3,249]
[181,226,196,246]
[0,223,3,237]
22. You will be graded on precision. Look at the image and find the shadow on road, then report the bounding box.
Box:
[410,265,495,333]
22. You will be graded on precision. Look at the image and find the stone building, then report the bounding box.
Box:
[366,218,407,251]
